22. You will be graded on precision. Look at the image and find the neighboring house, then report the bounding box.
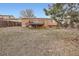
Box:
[0,15,57,28]
[0,15,21,27]
[21,18,57,28]
[0,15,15,20]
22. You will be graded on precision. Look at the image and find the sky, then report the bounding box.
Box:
[0,3,50,18]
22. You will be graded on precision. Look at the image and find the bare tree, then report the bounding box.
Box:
[20,9,36,18]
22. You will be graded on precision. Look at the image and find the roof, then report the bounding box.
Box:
[30,22,44,25]
[21,18,51,20]
[0,15,14,17]
[5,20,21,22]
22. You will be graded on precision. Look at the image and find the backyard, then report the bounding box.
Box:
[0,27,79,56]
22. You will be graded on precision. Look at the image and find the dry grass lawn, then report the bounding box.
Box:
[0,27,79,56]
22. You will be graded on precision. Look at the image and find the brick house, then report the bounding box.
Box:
[21,18,57,28]
[0,15,21,27]
[0,15,15,20]
[0,15,57,28]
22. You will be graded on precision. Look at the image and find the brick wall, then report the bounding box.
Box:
[0,20,21,27]
[21,18,57,28]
